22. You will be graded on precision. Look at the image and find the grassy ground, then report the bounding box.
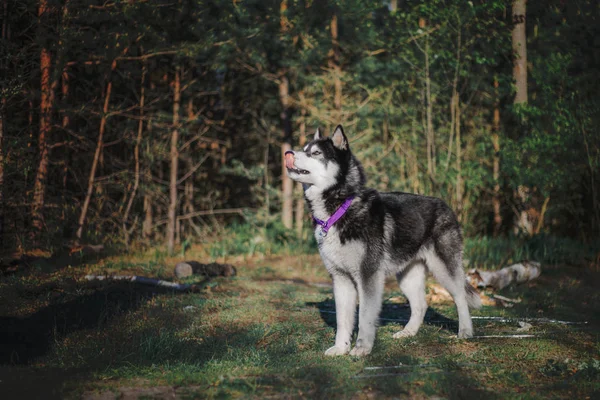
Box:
[1,242,599,399]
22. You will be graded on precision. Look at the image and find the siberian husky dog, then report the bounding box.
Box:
[285,125,481,356]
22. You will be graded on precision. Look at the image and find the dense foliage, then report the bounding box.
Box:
[0,0,598,253]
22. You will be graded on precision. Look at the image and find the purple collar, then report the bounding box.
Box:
[313,196,355,236]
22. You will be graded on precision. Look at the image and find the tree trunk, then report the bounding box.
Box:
[512,0,527,104]
[184,98,202,238]
[389,0,397,13]
[423,19,435,179]
[0,98,4,248]
[122,61,146,247]
[445,24,461,173]
[61,67,69,129]
[329,13,342,114]
[411,116,420,194]
[279,0,293,229]
[512,0,533,234]
[492,79,502,236]
[184,157,201,237]
[143,194,153,240]
[0,0,7,247]
[60,67,69,222]
[280,75,294,229]
[295,115,306,238]
[32,0,53,237]
[75,59,116,240]
[143,82,155,241]
[59,1,70,130]
[455,94,463,221]
[167,66,181,254]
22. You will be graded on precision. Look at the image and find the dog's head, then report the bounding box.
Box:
[284,125,365,193]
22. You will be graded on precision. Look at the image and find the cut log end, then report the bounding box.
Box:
[467,260,541,290]
[174,261,237,279]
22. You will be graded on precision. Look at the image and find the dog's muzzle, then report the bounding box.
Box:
[284,151,309,175]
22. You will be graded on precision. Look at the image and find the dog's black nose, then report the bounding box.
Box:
[284,151,294,156]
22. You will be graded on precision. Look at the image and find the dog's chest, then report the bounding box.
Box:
[315,227,365,273]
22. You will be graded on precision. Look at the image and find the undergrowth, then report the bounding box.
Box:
[204,222,599,268]
[206,221,318,259]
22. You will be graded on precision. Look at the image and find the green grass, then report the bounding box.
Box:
[463,234,600,269]
[205,222,600,269]
[1,235,599,399]
[206,222,318,259]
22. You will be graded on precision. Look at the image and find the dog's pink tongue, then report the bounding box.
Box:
[285,152,295,169]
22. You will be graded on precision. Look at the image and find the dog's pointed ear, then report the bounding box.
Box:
[332,125,348,150]
[313,127,322,140]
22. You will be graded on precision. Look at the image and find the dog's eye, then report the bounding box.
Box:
[312,150,321,156]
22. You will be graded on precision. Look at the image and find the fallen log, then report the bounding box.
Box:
[84,274,205,292]
[467,261,541,290]
[174,261,236,279]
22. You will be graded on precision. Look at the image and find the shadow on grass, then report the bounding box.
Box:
[1,247,109,277]
[0,280,206,399]
[306,299,458,332]
[0,282,178,365]
[305,300,499,399]
[506,264,600,325]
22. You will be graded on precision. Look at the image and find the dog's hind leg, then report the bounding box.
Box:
[425,246,475,339]
[349,270,385,356]
[393,262,427,338]
[325,273,357,356]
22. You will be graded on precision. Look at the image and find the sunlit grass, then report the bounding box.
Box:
[2,231,599,399]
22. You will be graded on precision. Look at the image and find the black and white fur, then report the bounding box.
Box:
[286,125,481,356]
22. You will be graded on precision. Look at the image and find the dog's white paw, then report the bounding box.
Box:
[349,339,372,357]
[392,329,417,339]
[457,329,473,339]
[324,345,350,356]
[349,345,372,357]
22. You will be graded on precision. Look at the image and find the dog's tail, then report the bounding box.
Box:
[465,283,482,309]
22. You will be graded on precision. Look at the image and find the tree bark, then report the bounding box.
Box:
[122,61,146,247]
[0,0,7,247]
[143,195,153,240]
[455,94,463,221]
[512,0,527,104]
[295,114,306,238]
[416,18,435,180]
[329,13,342,113]
[280,75,294,229]
[167,66,181,254]
[0,98,4,248]
[512,0,533,234]
[184,98,202,237]
[143,82,155,240]
[75,59,117,240]
[59,67,69,222]
[492,79,502,236]
[423,21,435,179]
[279,0,293,229]
[389,0,397,13]
[445,24,461,173]
[411,116,420,194]
[61,67,69,129]
[32,0,53,237]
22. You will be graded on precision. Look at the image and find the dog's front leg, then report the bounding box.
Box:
[350,271,384,356]
[325,273,356,356]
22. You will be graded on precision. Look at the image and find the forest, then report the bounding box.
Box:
[1,0,599,253]
[2,1,600,398]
